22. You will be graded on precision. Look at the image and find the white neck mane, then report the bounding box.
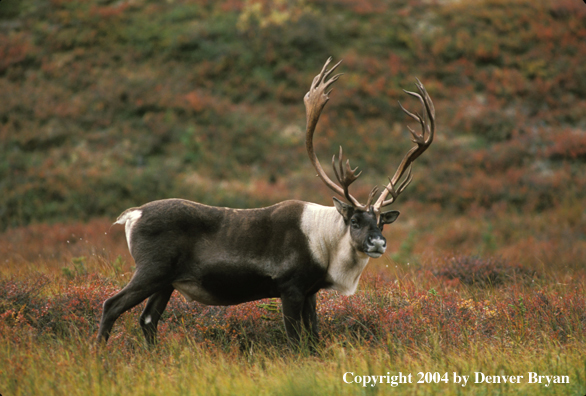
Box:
[299,203,370,295]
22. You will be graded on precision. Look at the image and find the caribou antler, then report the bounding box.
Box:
[373,79,435,212]
[305,58,435,214]
[304,57,364,209]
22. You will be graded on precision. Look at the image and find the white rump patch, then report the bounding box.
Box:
[299,203,370,296]
[115,209,142,252]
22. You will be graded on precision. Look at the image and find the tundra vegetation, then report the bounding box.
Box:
[1,0,585,395]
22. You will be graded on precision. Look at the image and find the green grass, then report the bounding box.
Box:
[1,333,584,395]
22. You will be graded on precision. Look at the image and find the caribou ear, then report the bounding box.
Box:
[380,210,400,225]
[333,197,354,221]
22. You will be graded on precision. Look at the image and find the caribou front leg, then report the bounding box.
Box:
[281,290,305,348]
[302,293,319,352]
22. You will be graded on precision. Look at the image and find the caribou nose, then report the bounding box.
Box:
[367,236,387,252]
[365,236,386,258]
[369,236,386,249]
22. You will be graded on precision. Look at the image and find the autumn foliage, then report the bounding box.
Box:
[1,0,585,228]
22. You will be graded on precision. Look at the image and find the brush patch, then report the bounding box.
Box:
[300,203,370,295]
[115,209,142,253]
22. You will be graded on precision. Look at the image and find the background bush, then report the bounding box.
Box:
[1,0,585,228]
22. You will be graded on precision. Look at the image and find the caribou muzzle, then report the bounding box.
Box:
[365,235,387,258]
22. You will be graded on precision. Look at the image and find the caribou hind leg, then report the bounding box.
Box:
[97,269,173,344]
[139,286,175,345]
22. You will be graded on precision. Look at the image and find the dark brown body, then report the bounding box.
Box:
[131,199,330,305]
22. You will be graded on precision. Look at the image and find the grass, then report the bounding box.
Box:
[1,332,584,395]
[1,209,585,395]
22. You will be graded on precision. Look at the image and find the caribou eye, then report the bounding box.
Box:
[350,218,359,229]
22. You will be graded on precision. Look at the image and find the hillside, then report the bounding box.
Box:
[1,0,586,230]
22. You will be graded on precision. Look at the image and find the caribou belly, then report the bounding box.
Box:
[172,267,278,306]
[172,281,225,305]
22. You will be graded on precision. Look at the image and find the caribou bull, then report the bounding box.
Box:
[97,58,435,346]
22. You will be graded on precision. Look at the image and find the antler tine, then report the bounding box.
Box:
[332,146,364,208]
[373,80,435,210]
[397,164,413,194]
[398,101,425,144]
[416,78,436,120]
[310,57,343,94]
[305,58,366,209]
[400,89,434,144]
[383,181,397,203]
[382,164,413,205]
[365,185,379,207]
